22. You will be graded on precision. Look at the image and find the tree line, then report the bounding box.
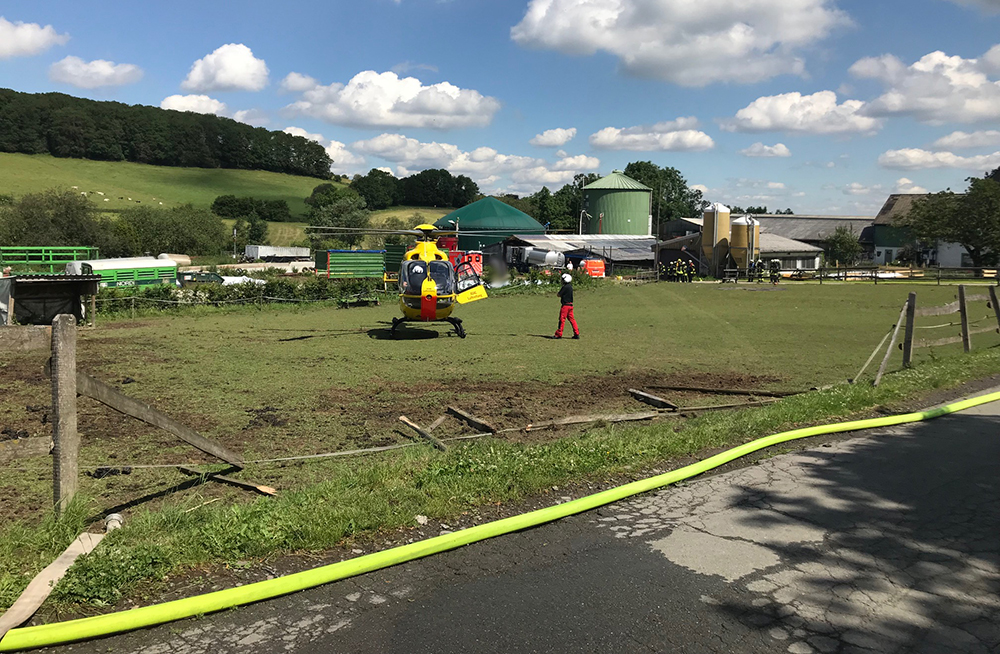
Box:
[0,189,229,258]
[898,167,1000,267]
[349,161,708,233]
[0,88,333,179]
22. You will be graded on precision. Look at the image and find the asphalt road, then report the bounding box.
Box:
[50,397,1000,654]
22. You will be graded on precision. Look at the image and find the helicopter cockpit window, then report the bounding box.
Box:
[399,260,427,295]
[428,261,455,295]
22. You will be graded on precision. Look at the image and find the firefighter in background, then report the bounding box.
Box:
[687,260,696,282]
[769,259,781,285]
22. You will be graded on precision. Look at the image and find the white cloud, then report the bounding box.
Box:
[552,154,600,170]
[283,126,366,175]
[842,182,883,196]
[48,56,142,88]
[589,118,714,151]
[851,48,1000,123]
[722,91,881,134]
[930,129,1000,149]
[691,184,710,194]
[391,61,439,75]
[878,147,1000,170]
[160,94,227,115]
[510,0,850,87]
[894,177,929,194]
[350,132,599,193]
[181,43,269,92]
[280,72,318,93]
[733,178,786,190]
[530,127,577,147]
[738,142,791,157]
[232,108,269,126]
[0,17,68,59]
[283,70,500,129]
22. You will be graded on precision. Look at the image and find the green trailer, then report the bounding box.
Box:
[0,246,100,273]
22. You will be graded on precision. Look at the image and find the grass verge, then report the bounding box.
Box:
[2,343,999,613]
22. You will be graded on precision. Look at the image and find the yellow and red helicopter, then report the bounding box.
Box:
[306,224,488,338]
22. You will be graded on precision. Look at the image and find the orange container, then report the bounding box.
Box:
[580,259,605,278]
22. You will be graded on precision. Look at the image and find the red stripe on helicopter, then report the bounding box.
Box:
[421,294,437,321]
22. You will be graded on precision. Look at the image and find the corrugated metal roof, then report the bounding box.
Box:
[12,274,102,283]
[582,170,652,192]
[873,194,930,225]
[759,233,823,254]
[507,234,657,261]
[755,215,873,243]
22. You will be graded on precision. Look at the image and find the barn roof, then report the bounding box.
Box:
[505,234,657,261]
[873,194,930,226]
[754,214,874,243]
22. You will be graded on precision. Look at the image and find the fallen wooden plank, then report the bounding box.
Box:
[646,385,795,398]
[526,411,660,432]
[446,406,497,433]
[874,302,908,387]
[398,416,448,451]
[850,327,893,383]
[0,325,51,352]
[628,389,679,410]
[676,399,778,413]
[177,466,276,496]
[76,372,244,468]
[914,300,960,317]
[425,415,448,433]
[0,437,52,465]
[913,334,965,348]
[0,532,105,639]
[968,325,998,336]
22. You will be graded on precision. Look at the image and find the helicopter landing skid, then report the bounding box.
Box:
[389,316,466,338]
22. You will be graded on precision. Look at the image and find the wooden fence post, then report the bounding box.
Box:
[902,292,916,367]
[51,315,79,514]
[958,285,971,353]
[990,286,1000,334]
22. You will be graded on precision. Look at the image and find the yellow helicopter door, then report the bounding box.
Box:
[455,261,487,304]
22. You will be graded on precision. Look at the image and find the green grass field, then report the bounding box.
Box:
[0,153,338,218]
[2,281,999,611]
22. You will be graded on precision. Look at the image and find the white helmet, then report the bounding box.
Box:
[562,273,572,283]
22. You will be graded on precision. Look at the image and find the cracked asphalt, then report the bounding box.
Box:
[49,397,1000,654]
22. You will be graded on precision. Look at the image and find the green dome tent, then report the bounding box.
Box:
[434,197,544,250]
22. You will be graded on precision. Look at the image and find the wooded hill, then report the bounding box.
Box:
[0,88,332,179]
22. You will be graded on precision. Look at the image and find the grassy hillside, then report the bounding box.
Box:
[0,153,337,218]
[370,206,451,226]
[223,208,454,248]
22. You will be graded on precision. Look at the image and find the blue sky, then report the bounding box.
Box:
[2,0,1000,214]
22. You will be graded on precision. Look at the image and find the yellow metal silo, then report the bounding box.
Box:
[701,203,731,276]
[729,216,759,269]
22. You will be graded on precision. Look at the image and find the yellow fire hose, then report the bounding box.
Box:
[2,388,999,652]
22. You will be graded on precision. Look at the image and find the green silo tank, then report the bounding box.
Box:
[582,170,652,235]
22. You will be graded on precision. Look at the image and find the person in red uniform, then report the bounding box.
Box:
[554,273,580,339]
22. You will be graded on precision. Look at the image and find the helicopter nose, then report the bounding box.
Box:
[421,292,437,320]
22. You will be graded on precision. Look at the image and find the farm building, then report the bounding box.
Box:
[872,194,973,266]
[582,170,653,236]
[0,273,100,326]
[434,197,544,251]
[653,231,822,273]
[486,234,658,271]
[753,214,873,253]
